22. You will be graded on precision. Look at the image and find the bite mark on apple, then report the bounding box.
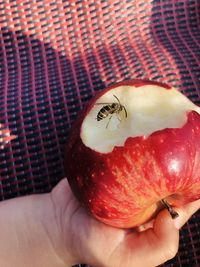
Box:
[81,84,200,153]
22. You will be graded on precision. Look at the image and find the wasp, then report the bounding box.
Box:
[95,95,127,128]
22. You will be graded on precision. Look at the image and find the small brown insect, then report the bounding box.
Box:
[95,95,127,128]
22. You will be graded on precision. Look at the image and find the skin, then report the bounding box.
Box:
[0,178,199,267]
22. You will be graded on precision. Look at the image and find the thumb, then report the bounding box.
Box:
[124,210,179,267]
[152,209,180,262]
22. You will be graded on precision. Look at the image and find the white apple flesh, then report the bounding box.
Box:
[65,80,200,228]
[81,84,200,153]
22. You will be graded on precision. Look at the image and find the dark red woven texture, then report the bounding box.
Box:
[0,0,200,266]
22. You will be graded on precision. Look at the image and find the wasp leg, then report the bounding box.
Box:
[106,115,113,129]
[116,114,121,122]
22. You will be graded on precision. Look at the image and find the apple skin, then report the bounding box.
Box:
[65,79,200,228]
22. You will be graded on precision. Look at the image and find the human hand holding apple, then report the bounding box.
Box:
[65,79,200,228]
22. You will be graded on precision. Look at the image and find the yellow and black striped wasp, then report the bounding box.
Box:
[95,95,127,128]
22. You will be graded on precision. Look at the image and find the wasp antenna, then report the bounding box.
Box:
[113,95,121,104]
[123,106,128,118]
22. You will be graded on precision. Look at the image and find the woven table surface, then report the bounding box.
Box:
[0,0,200,266]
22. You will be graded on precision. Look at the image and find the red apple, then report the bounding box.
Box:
[65,79,200,228]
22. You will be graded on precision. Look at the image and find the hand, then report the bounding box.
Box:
[52,178,200,267]
[0,178,199,267]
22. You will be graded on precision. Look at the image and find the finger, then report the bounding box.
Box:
[137,199,200,232]
[124,210,179,267]
[173,199,200,229]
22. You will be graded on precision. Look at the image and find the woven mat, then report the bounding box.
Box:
[0,0,200,266]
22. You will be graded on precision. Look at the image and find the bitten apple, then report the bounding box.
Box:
[65,79,200,228]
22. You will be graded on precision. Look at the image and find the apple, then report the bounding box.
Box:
[65,79,200,228]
